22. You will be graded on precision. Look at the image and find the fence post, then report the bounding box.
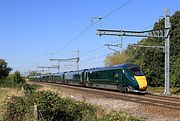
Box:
[34,103,38,121]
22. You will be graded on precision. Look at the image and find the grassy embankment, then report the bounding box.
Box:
[0,83,141,121]
[0,87,22,120]
[147,87,180,95]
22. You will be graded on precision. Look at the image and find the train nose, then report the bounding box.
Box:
[134,76,147,90]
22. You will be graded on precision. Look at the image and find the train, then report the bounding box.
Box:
[29,64,148,93]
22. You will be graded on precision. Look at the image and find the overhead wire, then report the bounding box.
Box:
[34,0,133,71]
[81,52,114,63]
[80,60,106,68]
[53,0,133,54]
[53,20,99,54]
[101,0,133,19]
[80,39,120,58]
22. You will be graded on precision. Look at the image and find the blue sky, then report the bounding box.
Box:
[0,0,179,74]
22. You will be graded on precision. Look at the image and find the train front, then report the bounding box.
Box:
[123,64,148,92]
[130,66,147,91]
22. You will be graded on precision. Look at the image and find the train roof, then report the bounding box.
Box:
[38,64,140,74]
[65,69,87,73]
[87,64,140,71]
[113,63,140,69]
[53,72,64,76]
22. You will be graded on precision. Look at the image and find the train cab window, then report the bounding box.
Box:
[130,67,144,76]
[113,71,119,78]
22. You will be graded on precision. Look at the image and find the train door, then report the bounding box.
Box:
[84,71,89,86]
[113,69,122,85]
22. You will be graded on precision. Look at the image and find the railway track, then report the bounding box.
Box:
[31,82,180,110]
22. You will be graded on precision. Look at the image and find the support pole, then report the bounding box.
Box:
[164,8,171,95]
[58,62,60,73]
[77,50,80,70]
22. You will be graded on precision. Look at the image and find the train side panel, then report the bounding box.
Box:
[85,69,124,90]
[64,71,82,85]
[53,73,64,84]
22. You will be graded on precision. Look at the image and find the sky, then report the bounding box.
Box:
[0,0,179,74]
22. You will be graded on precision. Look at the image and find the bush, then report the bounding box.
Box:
[3,91,97,121]
[3,91,140,121]
[12,71,25,85]
[3,96,34,121]
[0,71,25,87]
[36,91,97,121]
[98,111,140,121]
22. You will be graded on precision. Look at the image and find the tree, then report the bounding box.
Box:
[12,71,25,84]
[0,59,12,79]
[104,50,129,66]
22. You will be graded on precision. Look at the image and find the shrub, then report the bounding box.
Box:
[3,96,34,121]
[35,91,97,121]
[3,91,140,121]
[0,71,25,87]
[98,111,140,121]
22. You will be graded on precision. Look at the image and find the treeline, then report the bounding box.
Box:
[105,11,180,87]
[0,59,25,87]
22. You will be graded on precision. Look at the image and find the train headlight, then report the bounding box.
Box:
[131,77,135,81]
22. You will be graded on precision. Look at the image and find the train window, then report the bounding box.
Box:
[113,70,119,78]
[91,72,99,78]
[130,67,144,76]
[93,73,97,78]
[96,73,98,78]
[112,71,115,77]
[74,74,80,79]
[114,73,119,78]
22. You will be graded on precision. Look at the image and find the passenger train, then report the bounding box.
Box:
[29,64,148,93]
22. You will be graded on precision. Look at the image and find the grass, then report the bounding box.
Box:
[147,87,180,95]
[0,90,7,99]
[0,89,8,120]
[29,83,42,90]
[0,87,24,120]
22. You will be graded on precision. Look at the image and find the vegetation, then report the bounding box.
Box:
[0,71,25,87]
[2,90,139,121]
[105,11,180,87]
[0,59,12,81]
[105,50,129,66]
[147,87,180,95]
[99,111,140,121]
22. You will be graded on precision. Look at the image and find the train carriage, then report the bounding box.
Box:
[64,70,85,86]
[42,74,53,82]
[53,72,64,84]
[28,75,42,82]
[84,64,147,92]
[85,68,122,89]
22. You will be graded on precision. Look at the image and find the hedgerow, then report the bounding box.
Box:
[2,88,140,121]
